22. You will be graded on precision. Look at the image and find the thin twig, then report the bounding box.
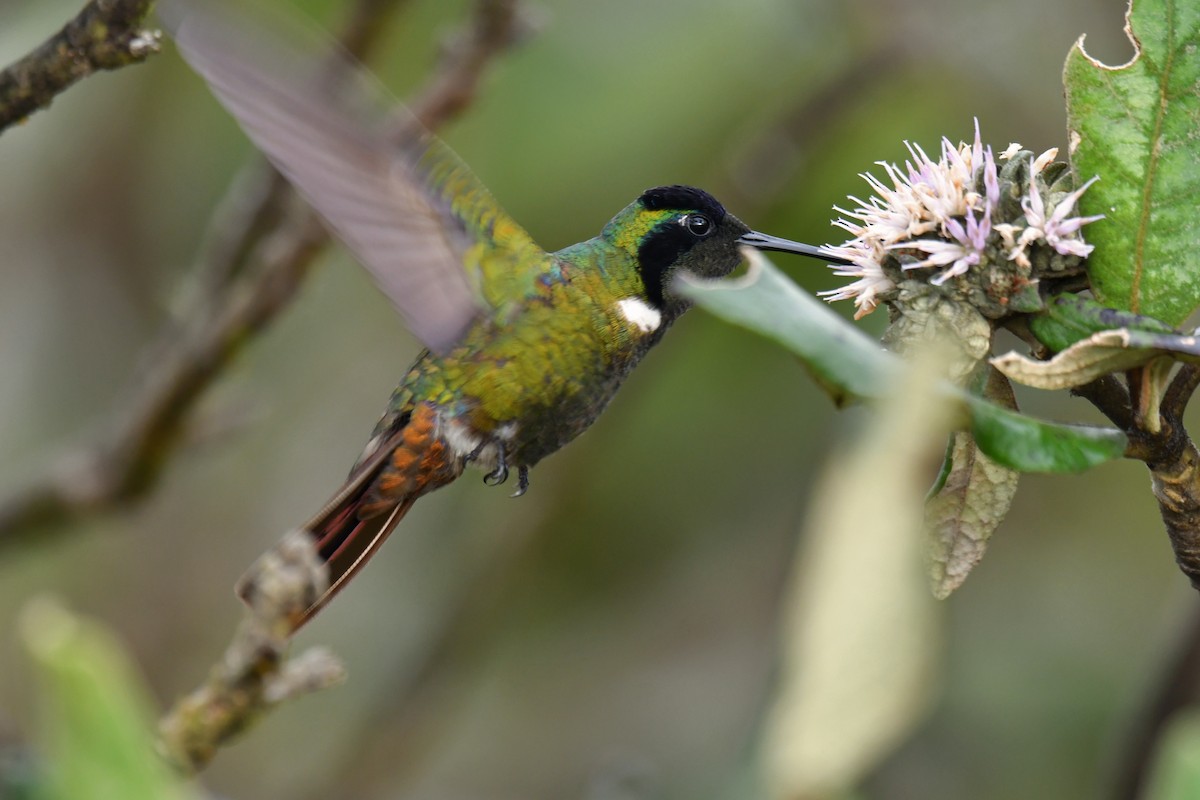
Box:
[158,530,346,773]
[1163,364,1200,424]
[0,0,525,551]
[0,0,160,134]
[407,0,527,130]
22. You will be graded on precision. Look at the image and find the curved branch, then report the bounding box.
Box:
[0,0,160,134]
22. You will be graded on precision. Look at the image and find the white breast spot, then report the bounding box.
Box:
[617,297,662,333]
[441,419,483,460]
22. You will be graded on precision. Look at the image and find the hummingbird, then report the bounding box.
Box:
[165,0,847,629]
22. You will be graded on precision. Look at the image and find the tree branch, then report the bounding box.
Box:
[158,530,345,773]
[0,0,526,551]
[0,0,160,134]
[1071,374,1134,431]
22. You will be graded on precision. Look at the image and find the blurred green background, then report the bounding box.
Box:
[0,0,1182,798]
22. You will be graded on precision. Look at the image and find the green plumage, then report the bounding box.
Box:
[164,0,845,625]
[372,230,669,472]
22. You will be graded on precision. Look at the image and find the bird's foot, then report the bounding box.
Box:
[511,466,529,498]
[483,443,508,486]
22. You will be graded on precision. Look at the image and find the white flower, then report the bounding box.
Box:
[896,205,992,285]
[824,121,1103,317]
[999,142,1022,160]
[817,243,892,319]
[1009,168,1104,265]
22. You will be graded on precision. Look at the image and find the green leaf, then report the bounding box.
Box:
[683,252,1127,474]
[675,250,897,405]
[21,598,195,800]
[967,395,1127,472]
[1147,712,1200,800]
[1064,0,1200,326]
[994,327,1200,390]
[1029,294,1176,353]
[925,370,1021,598]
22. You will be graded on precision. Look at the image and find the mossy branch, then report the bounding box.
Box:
[0,0,160,134]
[158,531,344,773]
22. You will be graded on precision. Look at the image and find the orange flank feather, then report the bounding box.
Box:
[257,404,463,630]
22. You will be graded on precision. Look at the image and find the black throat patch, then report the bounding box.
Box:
[636,186,727,309]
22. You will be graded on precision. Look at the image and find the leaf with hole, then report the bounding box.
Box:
[1064,0,1200,325]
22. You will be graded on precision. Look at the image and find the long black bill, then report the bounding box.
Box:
[738,231,852,265]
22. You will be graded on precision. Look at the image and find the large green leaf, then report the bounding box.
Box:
[1029,294,1175,353]
[1064,0,1200,325]
[21,599,195,800]
[678,252,1127,474]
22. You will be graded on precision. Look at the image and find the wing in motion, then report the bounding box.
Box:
[161,0,544,353]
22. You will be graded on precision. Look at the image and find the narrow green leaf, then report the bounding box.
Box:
[1064,0,1200,325]
[967,395,1127,472]
[21,598,195,800]
[684,253,1127,474]
[676,250,897,405]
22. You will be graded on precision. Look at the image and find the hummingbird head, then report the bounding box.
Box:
[604,185,842,318]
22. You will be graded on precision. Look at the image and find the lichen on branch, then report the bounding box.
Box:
[0,0,160,134]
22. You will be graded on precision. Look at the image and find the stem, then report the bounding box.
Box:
[1072,375,1134,431]
[1163,364,1200,422]
[1149,440,1200,589]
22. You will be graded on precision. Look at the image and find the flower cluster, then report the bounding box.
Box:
[822,121,1103,319]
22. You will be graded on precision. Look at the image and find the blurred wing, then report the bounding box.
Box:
[162,0,543,353]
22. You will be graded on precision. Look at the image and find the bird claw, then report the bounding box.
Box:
[483,442,508,486]
[477,442,526,494]
[483,462,508,486]
[511,466,529,498]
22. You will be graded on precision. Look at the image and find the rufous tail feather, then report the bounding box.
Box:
[238,403,462,631]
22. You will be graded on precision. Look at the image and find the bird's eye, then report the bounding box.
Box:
[683,214,712,237]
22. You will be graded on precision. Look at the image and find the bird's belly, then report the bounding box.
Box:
[418,284,663,473]
[441,343,643,471]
